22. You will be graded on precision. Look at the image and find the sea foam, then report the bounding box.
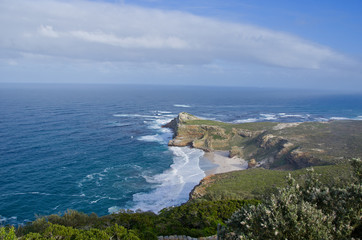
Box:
[131,147,205,213]
[233,118,258,123]
[330,117,350,120]
[137,134,165,143]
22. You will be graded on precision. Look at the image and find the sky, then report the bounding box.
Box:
[0,0,361,91]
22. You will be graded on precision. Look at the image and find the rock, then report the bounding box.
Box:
[163,112,200,135]
[248,159,257,168]
[286,150,322,169]
[235,129,263,138]
[258,134,287,149]
[229,146,243,158]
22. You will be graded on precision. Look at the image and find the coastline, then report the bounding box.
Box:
[200,150,248,176]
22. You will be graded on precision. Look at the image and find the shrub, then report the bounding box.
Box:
[0,226,17,240]
[220,158,362,239]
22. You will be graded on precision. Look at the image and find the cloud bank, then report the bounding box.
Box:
[0,0,360,89]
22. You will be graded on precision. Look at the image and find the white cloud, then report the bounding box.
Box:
[0,0,360,90]
[38,25,59,38]
[69,30,188,49]
[0,0,355,68]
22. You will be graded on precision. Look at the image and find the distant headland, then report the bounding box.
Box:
[163,112,362,171]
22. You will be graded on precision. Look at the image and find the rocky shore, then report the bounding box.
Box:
[163,112,362,170]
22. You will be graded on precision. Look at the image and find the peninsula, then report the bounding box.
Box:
[163,112,362,170]
[163,112,362,201]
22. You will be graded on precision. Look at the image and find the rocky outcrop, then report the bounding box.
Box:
[235,129,261,138]
[164,113,362,170]
[248,159,257,168]
[163,112,199,135]
[189,175,216,200]
[164,113,230,151]
[286,150,324,169]
[168,124,205,147]
[257,134,287,150]
[229,146,243,158]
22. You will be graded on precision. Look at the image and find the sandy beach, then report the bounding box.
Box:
[202,151,248,176]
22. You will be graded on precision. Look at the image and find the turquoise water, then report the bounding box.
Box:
[1,84,361,225]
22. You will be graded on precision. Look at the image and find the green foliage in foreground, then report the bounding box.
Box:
[20,223,139,240]
[1,160,360,239]
[0,226,16,240]
[197,163,353,201]
[6,200,257,239]
[220,159,362,239]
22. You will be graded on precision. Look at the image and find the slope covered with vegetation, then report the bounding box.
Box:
[0,200,258,239]
[165,113,362,169]
[1,160,360,239]
[220,159,362,239]
[190,163,353,201]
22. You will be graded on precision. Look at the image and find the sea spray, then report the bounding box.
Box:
[131,147,205,212]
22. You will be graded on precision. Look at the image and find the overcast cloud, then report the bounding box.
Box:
[0,0,361,90]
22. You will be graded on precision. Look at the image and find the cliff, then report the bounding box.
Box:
[164,113,362,170]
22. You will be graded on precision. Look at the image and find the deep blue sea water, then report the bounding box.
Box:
[1,83,362,226]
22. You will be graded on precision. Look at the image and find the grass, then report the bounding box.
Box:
[184,120,278,133]
[195,163,353,201]
[180,116,362,168]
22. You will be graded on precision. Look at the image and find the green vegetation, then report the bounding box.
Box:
[184,120,277,133]
[18,223,139,240]
[191,163,353,201]
[1,161,360,239]
[220,159,362,239]
[2,200,257,239]
[0,226,16,240]
[170,113,362,169]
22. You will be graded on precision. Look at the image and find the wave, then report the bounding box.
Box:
[174,104,191,108]
[330,116,362,121]
[233,113,314,124]
[108,206,122,214]
[330,117,350,120]
[113,114,158,118]
[279,113,305,118]
[78,167,112,188]
[105,122,132,128]
[0,216,17,224]
[233,118,258,123]
[155,111,173,114]
[131,147,205,213]
[147,118,175,130]
[260,113,277,120]
[137,134,165,143]
[140,112,174,143]
[0,192,85,198]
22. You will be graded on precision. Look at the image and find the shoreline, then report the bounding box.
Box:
[200,150,248,176]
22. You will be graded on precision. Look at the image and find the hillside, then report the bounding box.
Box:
[163,112,362,169]
[190,163,353,201]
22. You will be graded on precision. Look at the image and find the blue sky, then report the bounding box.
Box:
[1,0,361,91]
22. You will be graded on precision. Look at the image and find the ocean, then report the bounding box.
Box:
[1,83,362,226]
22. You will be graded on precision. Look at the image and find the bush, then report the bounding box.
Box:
[0,226,17,240]
[220,158,362,239]
[22,223,141,240]
[157,200,259,237]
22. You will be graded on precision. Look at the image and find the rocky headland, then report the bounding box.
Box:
[163,112,362,202]
[163,112,362,170]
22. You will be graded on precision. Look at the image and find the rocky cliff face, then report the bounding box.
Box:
[162,112,199,137]
[164,113,362,170]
